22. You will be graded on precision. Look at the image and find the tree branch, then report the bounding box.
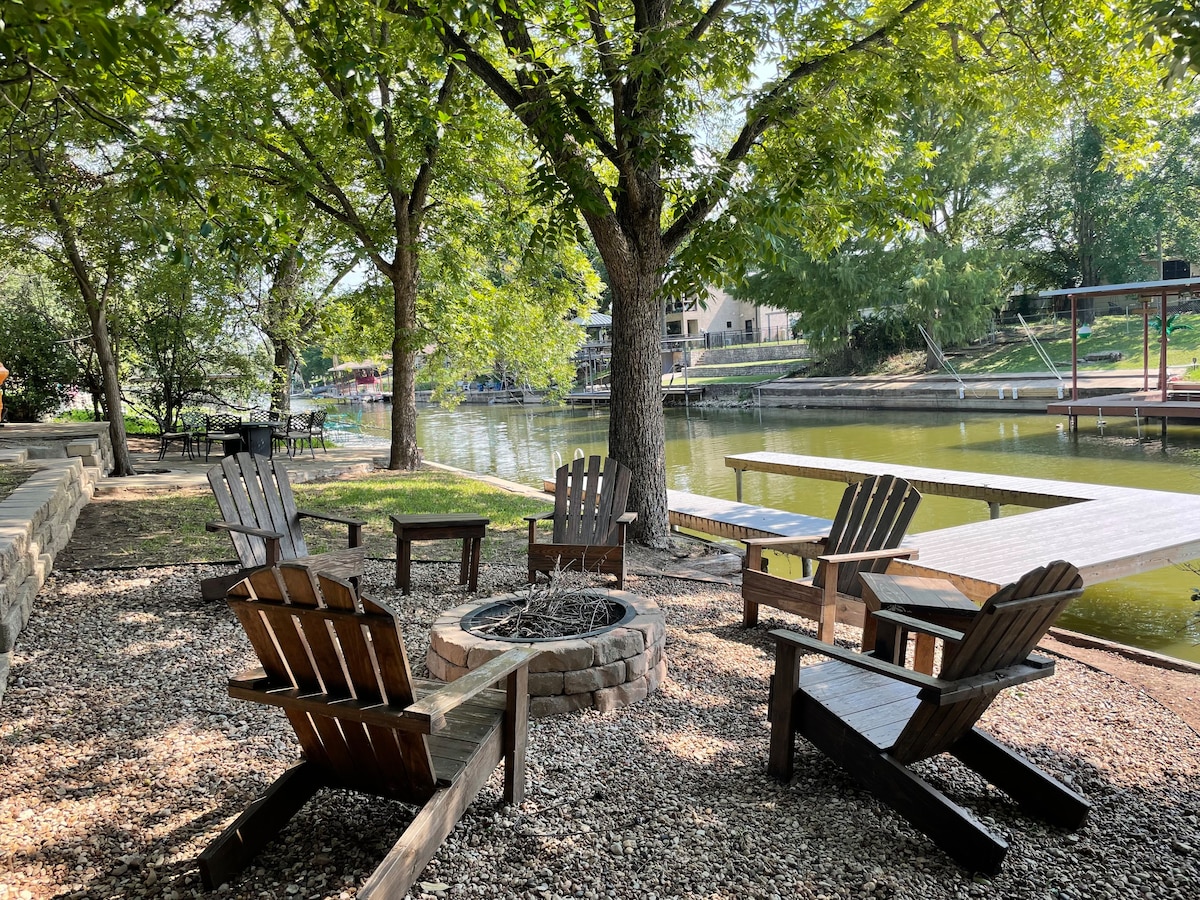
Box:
[409,63,456,219]
[428,11,619,234]
[663,0,930,251]
[264,111,386,270]
[688,0,734,41]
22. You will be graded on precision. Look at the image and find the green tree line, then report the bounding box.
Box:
[2,0,1198,545]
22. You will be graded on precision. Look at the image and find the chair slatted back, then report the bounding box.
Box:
[230,565,438,802]
[206,413,242,435]
[551,456,632,546]
[812,475,922,595]
[890,561,1082,764]
[208,453,308,569]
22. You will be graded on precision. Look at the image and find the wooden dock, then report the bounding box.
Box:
[718,452,1200,601]
[564,385,705,406]
[668,490,832,541]
[539,479,835,541]
[1047,390,1200,435]
[725,451,1112,512]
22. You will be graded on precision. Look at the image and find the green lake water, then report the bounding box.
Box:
[328,401,1200,664]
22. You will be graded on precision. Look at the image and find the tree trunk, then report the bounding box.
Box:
[599,232,671,548]
[31,150,135,476]
[85,291,135,476]
[270,341,292,417]
[925,316,939,372]
[266,246,303,416]
[386,238,421,470]
[1072,120,1099,323]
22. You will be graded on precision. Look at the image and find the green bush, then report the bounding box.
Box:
[0,299,82,421]
[55,409,160,435]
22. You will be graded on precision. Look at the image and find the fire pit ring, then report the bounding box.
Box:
[427,588,667,717]
[460,593,637,641]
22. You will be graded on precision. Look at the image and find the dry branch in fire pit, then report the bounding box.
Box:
[471,569,624,639]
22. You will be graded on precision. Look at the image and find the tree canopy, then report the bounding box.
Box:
[0,0,1191,542]
[412,0,1178,544]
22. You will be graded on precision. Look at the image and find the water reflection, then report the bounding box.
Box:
[319,400,1200,662]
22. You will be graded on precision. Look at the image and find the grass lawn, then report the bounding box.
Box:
[63,468,551,569]
[953,316,1200,376]
[665,316,1200,383]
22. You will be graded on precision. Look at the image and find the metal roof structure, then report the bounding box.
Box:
[1037,277,1200,402]
[1038,276,1200,300]
[573,312,613,328]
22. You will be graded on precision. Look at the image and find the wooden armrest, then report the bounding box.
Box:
[206,520,284,541]
[524,511,555,523]
[772,628,1059,708]
[817,546,918,565]
[932,662,1057,706]
[616,511,638,524]
[871,610,965,643]
[771,628,943,692]
[405,646,540,731]
[229,666,270,689]
[744,534,827,548]
[743,535,828,559]
[296,508,367,527]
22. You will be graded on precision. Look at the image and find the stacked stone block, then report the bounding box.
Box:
[428,589,667,717]
[0,459,97,701]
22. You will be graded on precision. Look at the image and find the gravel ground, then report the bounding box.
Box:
[2,560,1199,900]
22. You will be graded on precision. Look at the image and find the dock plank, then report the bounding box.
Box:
[668,490,832,541]
[725,451,1126,506]
[711,453,1200,597]
[1047,391,1200,420]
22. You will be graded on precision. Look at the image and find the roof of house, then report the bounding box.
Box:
[574,312,613,328]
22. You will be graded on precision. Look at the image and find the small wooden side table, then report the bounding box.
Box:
[390,513,489,595]
[859,573,979,675]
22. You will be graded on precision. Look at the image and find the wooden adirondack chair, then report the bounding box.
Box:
[741,474,921,642]
[200,452,366,600]
[526,455,637,588]
[767,561,1089,875]
[198,564,537,897]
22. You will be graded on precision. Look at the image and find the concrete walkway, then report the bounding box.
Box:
[95,444,390,493]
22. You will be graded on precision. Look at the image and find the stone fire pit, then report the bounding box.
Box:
[427,588,667,717]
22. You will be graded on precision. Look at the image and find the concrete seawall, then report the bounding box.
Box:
[696,371,1147,414]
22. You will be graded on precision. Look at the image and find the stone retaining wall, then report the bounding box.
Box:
[0,459,97,701]
[427,589,667,717]
[692,342,808,365]
[0,422,114,474]
[684,362,803,379]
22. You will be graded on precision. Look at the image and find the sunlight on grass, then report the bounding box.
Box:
[955,316,1200,375]
[95,469,550,566]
